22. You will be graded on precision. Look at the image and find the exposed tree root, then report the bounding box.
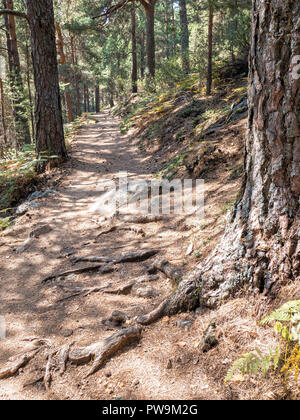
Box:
[104,281,135,295]
[56,284,113,303]
[58,344,71,375]
[137,278,199,325]
[0,349,40,380]
[120,215,166,224]
[96,226,117,238]
[44,351,56,390]
[68,325,142,376]
[42,264,106,283]
[152,259,183,285]
[71,249,159,265]
[95,224,145,240]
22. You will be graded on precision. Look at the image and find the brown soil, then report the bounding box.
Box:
[0,110,297,400]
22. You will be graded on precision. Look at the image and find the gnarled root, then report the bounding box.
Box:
[0,349,40,380]
[68,325,142,376]
[137,278,199,325]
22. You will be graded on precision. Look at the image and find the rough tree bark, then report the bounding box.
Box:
[140,0,157,79]
[206,0,213,95]
[27,0,67,171]
[0,77,7,145]
[2,0,31,146]
[179,0,190,74]
[95,86,100,113]
[131,1,138,93]
[55,21,74,123]
[139,0,300,323]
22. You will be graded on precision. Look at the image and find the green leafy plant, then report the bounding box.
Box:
[225,300,300,384]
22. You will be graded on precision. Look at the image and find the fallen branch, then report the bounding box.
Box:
[68,326,142,376]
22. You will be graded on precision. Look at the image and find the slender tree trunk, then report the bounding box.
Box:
[55,21,74,123]
[26,0,66,171]
[142,0,156,79]
[206,0,213,95]
[179,0,190,74]
[165,0,170,59]
[83,85,87,113]
[140,30,145,78]
[0,77,7,145]
[171,0,176,56]
[95,85,100,113]
[109,76,114,108]
[131,1,138,93]
[87,87,90,112]
[3,0,31,146]
[25,24,35,139]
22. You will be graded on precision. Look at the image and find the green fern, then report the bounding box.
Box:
[225,301,300,383]
[224,346,280,382]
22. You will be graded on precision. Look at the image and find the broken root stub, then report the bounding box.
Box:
[68,325,142,376]
[137,279,199,325]
[0,349,39,380]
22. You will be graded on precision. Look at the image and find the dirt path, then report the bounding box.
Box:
[0,110,235,400]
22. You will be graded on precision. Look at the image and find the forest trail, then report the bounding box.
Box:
[0,110,223,400]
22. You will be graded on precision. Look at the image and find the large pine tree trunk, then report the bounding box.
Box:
[26,0,66,171]
[198,0,300,306]
[139,0,300,324]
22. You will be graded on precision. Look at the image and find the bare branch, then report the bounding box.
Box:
[0,9,28,21]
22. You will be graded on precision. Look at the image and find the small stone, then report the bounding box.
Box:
[61,329,73,337]
[176,319,193,329]
[132,379,139,386]
[166,359,172,369]
[105,370,112,378]
[200,321,218,352]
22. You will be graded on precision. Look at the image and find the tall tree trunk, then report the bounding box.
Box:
[171,0,176,56]
[0,77,7,145]
[198,0,300,306]
[3,0,31,146]
[26,0,66,171]
[138,0,300,323]
[140,30,145,78]
[55,21,74,123]
[87,87,90,112]
[83,85,87,113]
[141,0,156,79]
[164,0,170,59]
[25,24,35,139]
[206,0,213,95]
[131,1,138,93]
[109,76,114,108]
[95,85,100,113]
[179,0,190,74]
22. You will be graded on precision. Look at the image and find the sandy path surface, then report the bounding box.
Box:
[0,110,222,400]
